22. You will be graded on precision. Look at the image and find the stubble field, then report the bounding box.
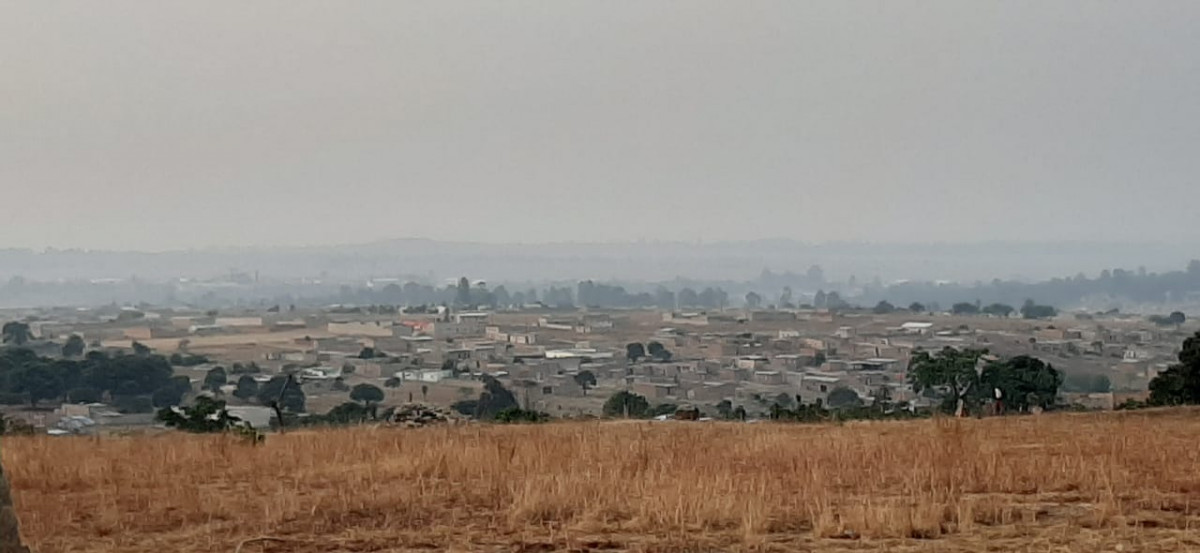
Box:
[4,410,1200,552]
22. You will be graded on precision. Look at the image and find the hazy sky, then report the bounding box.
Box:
[3,2,1199,251]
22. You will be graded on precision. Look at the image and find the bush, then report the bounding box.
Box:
[602,391,650,418]
[156,397,244,433]
[301,402,375,426]
[495,407,549,424]
[473,376,519,420]
[350,383,384,404]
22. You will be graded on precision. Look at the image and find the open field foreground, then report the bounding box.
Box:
[6,412,1200,553]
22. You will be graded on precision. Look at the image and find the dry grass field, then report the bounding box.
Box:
[5,410,1200,552]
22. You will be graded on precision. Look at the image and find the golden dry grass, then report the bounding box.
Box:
[5,410,1200,552]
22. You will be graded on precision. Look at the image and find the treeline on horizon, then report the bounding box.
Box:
[1,260,1199,313]
[339,261,1200,312]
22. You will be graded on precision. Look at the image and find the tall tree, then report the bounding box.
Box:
[350,383,385,406]
[258,375,305,413]
[474,376,518,419]
[908,347,987,416]
[574,370,597,395]
[602,390,649,418]
[625,342,646,363]
[1,322,32,346]
[1149,331,1200,405]
[202,366,228,391]
[826,387,863,409]
[233,375,259,400]
[61,334,86,358]
[646,341,672,362]
[982,303,1015,318]
[455,277,472,306]
[978,355,1062,412]
[11,363,62,408]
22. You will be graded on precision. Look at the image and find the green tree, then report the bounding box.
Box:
[978,355,1062,412]
[455,277,472,306]
[908,302,926,313]
[1021,299,1057,320]
[952,302,980,315]
[573,370,597,395]
[322,402,374,424]
[156,397,243,433]
[202,366,227,392]
[112,395,154,414]
[152,375,192,408]
[474,376,519,420]
[715,399,733,419]
[258,375,305,413]
[626,342,646,363]
[233,375,259,400]
[744,291,763,309]
[982,303,1015,318]
[421,384,428,401]
[358,347,380,359]
[11,364,62,408]
[1149,331,1200,405]
[152,385,187,408]
[602,390,650,418]
[61,334,86,358]
[1,322,32,346]
[384,376,401,388]
[873,301,896,314]
[350,383,385,406]
[908,347,987,416]
[66,387,101,404]
[826,387,863,409]
[131,341,152,356]
[495,407,550,423]
[1169,311,1187,326]
[646,341,672,362]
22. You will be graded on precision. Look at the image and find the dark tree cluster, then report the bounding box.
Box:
[1148,331,1200,406]
[908,347,1063,415]
[0,348,179,411]
[871,261,1200,309]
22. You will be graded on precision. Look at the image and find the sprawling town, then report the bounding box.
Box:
[1,285,1187,435]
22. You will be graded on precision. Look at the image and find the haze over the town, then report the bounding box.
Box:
[3,1,1199,252]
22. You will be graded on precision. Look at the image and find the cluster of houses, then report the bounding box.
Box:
[6,301,1191,426]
